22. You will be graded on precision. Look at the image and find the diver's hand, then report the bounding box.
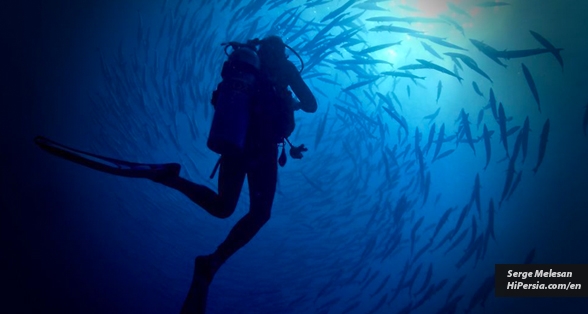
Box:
[289,144,307,159]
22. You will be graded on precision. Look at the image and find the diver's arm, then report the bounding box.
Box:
[286,63,317,113]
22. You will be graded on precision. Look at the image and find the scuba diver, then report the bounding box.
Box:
[34,35,317,313]
[177,35,317,312]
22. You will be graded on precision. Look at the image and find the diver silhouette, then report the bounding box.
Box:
[35,35,317,314]
[176,35,317,313]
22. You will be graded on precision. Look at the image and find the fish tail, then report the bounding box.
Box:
[552,48,564,67]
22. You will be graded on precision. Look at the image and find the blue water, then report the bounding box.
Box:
[3,0,588,313]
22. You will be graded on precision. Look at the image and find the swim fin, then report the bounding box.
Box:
[34,136,180,181]
[180,257,213,314]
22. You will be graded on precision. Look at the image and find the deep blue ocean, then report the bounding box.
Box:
[3,0,588,313]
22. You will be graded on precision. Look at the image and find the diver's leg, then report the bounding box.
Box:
[179,155,249,313]
[180,259,209,314]
[197,147,278,282]
[157,155,245,218]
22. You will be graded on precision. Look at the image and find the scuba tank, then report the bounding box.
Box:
[207,40,260,156]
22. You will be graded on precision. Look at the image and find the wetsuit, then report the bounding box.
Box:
[166,57,317,280]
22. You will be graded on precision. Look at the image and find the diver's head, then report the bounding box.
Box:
[258,35,287,65]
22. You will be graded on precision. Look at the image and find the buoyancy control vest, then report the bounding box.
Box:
[251,69,296,144]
